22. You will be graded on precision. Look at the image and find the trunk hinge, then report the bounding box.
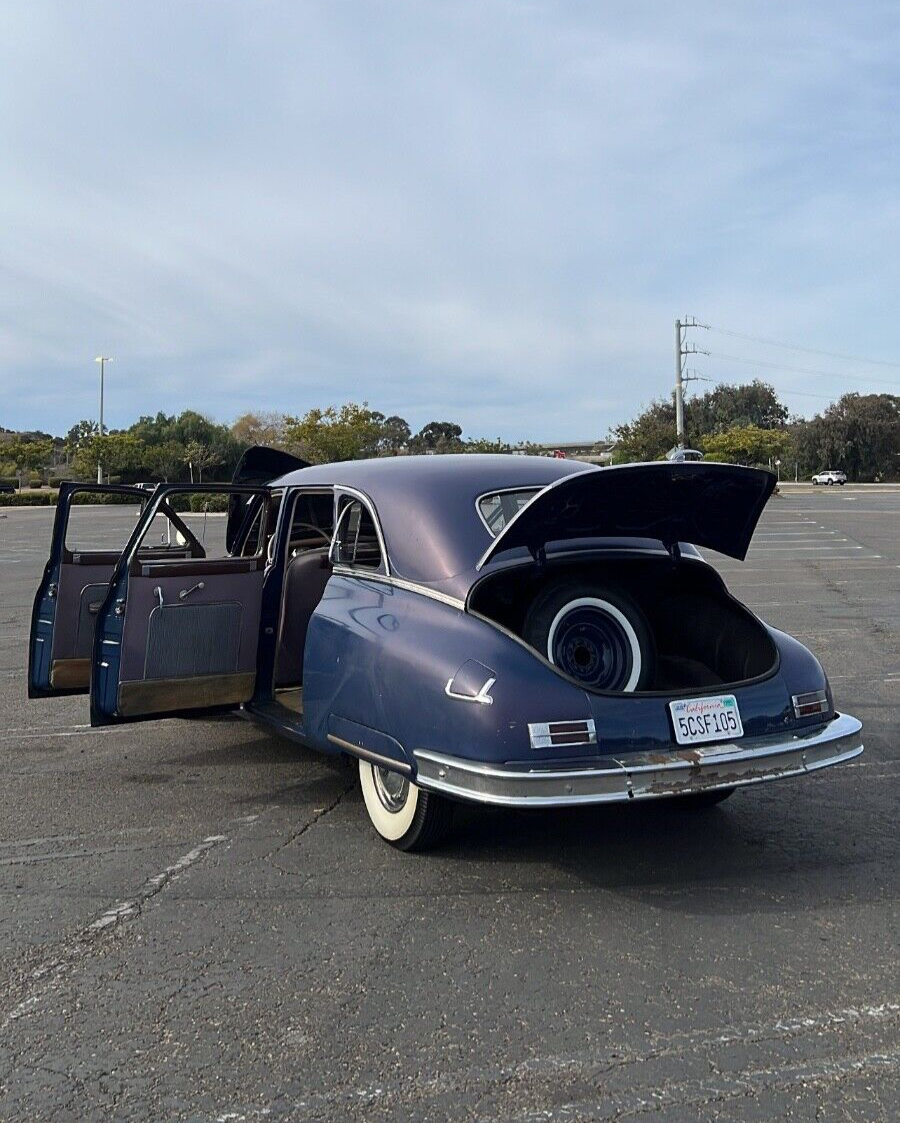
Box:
[528,541,547,568]
[666,540,682,568]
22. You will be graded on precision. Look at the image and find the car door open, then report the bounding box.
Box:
[29,483,169,696]
[89,484,271,726]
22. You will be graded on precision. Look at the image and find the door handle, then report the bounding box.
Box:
[178,581,205,601]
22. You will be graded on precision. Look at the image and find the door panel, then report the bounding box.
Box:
[29,484,148,697]
[90,484,270,725]
[29,484,207,697]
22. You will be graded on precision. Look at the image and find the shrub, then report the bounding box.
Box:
[71,491,141,505]
[0,492,56,506]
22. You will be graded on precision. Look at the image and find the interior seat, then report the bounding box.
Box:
[274,547,333,689]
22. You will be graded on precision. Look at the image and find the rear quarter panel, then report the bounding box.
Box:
[302,575,594,767]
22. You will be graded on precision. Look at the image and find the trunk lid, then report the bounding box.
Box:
[476,461,775,568]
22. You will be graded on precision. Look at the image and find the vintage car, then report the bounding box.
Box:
[28,452,863,850]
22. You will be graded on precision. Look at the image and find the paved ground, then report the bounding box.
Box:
[0,492,897,1122]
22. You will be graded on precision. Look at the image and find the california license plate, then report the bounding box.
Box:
[669,695,744,746]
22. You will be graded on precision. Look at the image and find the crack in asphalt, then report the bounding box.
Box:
[241,775,357,869]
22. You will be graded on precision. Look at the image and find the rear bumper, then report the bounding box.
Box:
[413,712,863,807]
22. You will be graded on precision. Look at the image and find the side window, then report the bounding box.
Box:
[136,489,268,560]
[287,491,335,556]
[333,498,383,570]
[478,489,539,536]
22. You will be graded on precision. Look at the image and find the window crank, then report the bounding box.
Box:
[178,581,205,601]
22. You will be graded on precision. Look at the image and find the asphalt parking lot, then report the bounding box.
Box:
[0,490,897,1122]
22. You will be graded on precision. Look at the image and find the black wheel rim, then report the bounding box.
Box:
[550,604,634,690]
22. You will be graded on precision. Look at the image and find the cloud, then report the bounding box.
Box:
[1,0,899,438]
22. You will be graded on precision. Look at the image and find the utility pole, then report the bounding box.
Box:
[95,356,112,484]
[674,319,684,444]
[673,318,707,448]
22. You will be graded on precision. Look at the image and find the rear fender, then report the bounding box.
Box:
[302,576,593,768]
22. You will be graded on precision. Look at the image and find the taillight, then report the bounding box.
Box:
[792,689,829,719]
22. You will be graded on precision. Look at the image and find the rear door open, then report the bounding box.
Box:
[89,484,272,726]
[28,483,201,696]
[476,462,776,569]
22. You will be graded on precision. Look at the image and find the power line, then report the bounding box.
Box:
[683,369,838,402]
[704,349,900,389]
[698,322,900,370]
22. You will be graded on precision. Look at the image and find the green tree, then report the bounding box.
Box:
[701,425,789,467]
[462,437,514,453]
[182,440,221,482]
[65,420,99,453]
[144,440,185,482]
[611,399,677,463]
[71,433,144,482]
[6,438,54,489]
[126,411,240,480]
[790,393,900,481]
[369,413,411,455]
[690,380,788,434]
[283,403,393,463]
[612,381,789,463]
[408,421,464,454]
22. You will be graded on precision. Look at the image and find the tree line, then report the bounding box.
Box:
[612,382,899,480]
[0,405,526,490]
[1,382,897,489]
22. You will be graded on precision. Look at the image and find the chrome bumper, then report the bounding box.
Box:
[413,713,863,808]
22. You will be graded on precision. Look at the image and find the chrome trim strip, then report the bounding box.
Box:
[413,712,863,807]
[331,567,466,610]
[528,718,597,750]
[445,675,496,705]
[326,733,412,774]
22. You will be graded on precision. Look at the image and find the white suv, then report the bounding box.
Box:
[812,470,847,486]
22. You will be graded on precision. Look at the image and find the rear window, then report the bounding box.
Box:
[477,489,539,536]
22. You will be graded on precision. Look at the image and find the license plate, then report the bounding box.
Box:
[669,695,744,746]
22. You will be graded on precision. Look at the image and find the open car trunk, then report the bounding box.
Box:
[469,556,778,693]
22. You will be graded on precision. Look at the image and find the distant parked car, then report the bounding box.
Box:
[812,471,847,486]
[0,483,15,494]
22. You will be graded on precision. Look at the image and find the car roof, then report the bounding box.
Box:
[273,454,592,584]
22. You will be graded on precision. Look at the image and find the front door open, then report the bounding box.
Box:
[89,484,272,726]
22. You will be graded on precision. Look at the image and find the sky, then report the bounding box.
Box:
[2,0,900,441]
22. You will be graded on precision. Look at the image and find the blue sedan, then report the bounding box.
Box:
[29,451,863,850]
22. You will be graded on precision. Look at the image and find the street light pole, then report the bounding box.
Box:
[95,356,112,484]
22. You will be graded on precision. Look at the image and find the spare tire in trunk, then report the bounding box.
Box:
[523,580,656,692]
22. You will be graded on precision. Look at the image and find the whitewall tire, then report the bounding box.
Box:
[358,759,453,851]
